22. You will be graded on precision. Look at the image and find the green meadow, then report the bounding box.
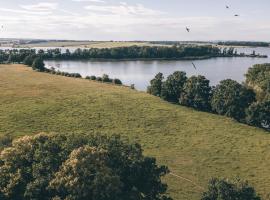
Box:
[0,64,269,200]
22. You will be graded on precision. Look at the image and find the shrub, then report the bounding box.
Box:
[113,78,122,85]
[23,55,35,66]
[0,133,171,200]
[180,75,212,111]
[32,57,46,72]
[147,72,164,97]
[90,75,97,80]
[245,64,270,101]
[201,178,261,200]
[70,73,82,78]
[102,74,111,82]
[96,77,102,81]
[131,84,135,90]
[211,79,255,121]
[246,100,270,130]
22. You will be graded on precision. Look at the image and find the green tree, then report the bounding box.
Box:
[245,64,270,101]
[49,146,122,200]
[211,79,255,121]
[23,55,35,66]
[147,72,164,97]
[0,133,171,200]
[32,57,46,71]
[161,71,187,103]
[180,75,212,111]
[246,100,270,130]
[201,178,261,200]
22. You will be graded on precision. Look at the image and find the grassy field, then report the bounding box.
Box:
[15,41,168,48]
[0,64,270,200]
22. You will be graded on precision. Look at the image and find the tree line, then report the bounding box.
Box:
[217,41,269,47]
[0,45,229,63]
[2,49,123,86]
[147,64,270,130]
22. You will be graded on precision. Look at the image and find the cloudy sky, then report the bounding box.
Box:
[0,0,269,41]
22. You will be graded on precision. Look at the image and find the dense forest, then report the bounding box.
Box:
[0,45,267,64]
[217,41,269,47]
[147,64,270,130]
[0,45,222,62]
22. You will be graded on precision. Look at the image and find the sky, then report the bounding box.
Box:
[0,0,269,41]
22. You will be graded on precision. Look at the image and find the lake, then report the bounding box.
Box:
[44,47,270,91]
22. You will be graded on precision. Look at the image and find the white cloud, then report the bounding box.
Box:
[20,2,58,11]
[84,3,164,16]
[72,0,105,3]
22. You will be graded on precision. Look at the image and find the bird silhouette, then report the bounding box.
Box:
[226,5,229,9]
[186,27,190,32]
[234,14,239,17]
[191,62,197,70]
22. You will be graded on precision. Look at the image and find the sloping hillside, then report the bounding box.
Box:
[0,64,269,200]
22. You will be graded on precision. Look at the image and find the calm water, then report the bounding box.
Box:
[44,47,270,91]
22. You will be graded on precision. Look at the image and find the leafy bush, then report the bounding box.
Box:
[246,100,270,130]
[96,77,102,81]
[0,133,171,200]
[70,73,82,78]
[245,63,270,101]
[147,72,164,97]
[131,84,135,90]
[102,74,112,82]
[180,75,212,111]
[211,79,255,121]
[90,75,97,80]
[23,55,36,66]
[113,78,122,85]
[201,178,261,200]
[32,57,46,72]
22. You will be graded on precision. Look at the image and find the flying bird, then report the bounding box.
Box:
[186,27,190,32]
[191,62,197,70]
[226,5,229,9]
[234,14,239,17]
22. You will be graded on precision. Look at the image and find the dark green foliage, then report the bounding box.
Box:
[32,57,46,72]
[85,76,91,80]
[246,100,270,130]
[70,73,82,78]
[161,71,187,103]
[147,72,164,97]
[218,41,269,47]
[113,78,122,85]
[0,45,224,63]
[23,55,36,66]
[211,79,255,121]
[102,74,112,83]
[90,75,97,80]
[0,133,170,200]
[131,84,135,90]
[245,63,270,101]
[201,178,261,200]
[96,77,102,81]
[180,75,212,111]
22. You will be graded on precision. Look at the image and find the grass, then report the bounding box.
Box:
[15,41,168,48]
[1,64,270,200]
